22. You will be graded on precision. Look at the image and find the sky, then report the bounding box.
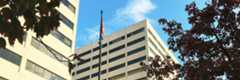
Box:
[75,0,208,48]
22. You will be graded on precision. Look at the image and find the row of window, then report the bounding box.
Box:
[109,45,125,53]
[77,27,145,58]
[78,67,145,80]
[59,13,74,29]
[91,69,107,78]
[0,48,22,66]
[26,60,65,80]
[127,46,145,56]
[51,30,72,47]
[31,37,68,66]
[77,45,145,67]
[77,75,90,80]
[127,56,146,65]
[127,27,145,37]
[75,55,146,78]
[61,0,76,13]
[127,36,145,47]
[75,45,146,74]
[109,36,125,45]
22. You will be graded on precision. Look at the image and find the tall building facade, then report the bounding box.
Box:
[72,20,178,80]
[0,0,79,80]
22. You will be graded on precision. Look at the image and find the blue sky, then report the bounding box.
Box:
[75,0,208,48]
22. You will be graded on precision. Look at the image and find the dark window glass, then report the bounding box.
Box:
[101,69,107,74]
[78,50,91,57]
[76,67,90,74]
[0,48,22,66]
[92,52,107,60]
[109,45,125,53]
[26,60,65,80]
[127,28,145,37]
[127,46,145,56]
[109,36,125,45]
[109,63,125,72]
[91,69,107,78]
[92,60,107,69]
[31,37,68,66]
[127,56,146,65]
[91,72,99,78]
[59,13,74,29]
[127,37,145,46]
[109,54,125,63]
[77,58,91,66]
[77,75,90,80]
[93,43,107,52]
[51,30,72,47]
[61,0,76,13]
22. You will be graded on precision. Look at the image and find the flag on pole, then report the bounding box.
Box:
[99,10,104,40]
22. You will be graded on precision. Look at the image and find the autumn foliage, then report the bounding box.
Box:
[0,0,60,48]
[142,0,240,80]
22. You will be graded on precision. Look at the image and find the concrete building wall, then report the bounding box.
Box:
[0,0,79,80]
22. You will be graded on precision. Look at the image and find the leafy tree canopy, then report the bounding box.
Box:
[0,0,60,48]
[142,0,240,80]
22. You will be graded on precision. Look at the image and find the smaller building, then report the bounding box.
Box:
[72,20,178,80]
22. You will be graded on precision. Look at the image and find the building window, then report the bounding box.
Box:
[77,58,91,66]
[0,48,22,66]
[92,52,107,60]
[51,30,72,47]
[127,36,145,47]
[76,66,90,74]
[127,67,144,76]
[92,60,107,69]
[127,28,145,38]
[109,45,125,54]
[108,73,125,80]
[93,43,107,52]
[78,50,91,58]
[127,56,146,65]
[109,54,125,63]
[31,37,68,66]
[109,36,125,45]
[127,46,145,56]
[109,63,125,72]
[60,0,76,13]
[59,13,74,29]
[77,75,90,80]
[91,69,106,78]
[25,60,65,80]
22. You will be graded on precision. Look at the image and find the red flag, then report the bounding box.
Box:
[99,10,104,40]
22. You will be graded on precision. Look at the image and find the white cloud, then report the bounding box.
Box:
[115,0,156,22]
[85,25,99,43]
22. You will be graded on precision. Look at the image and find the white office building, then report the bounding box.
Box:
[72,20,178,80]
[0,0,79,80]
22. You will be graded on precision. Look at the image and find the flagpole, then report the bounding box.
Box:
[98,10,103,80]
